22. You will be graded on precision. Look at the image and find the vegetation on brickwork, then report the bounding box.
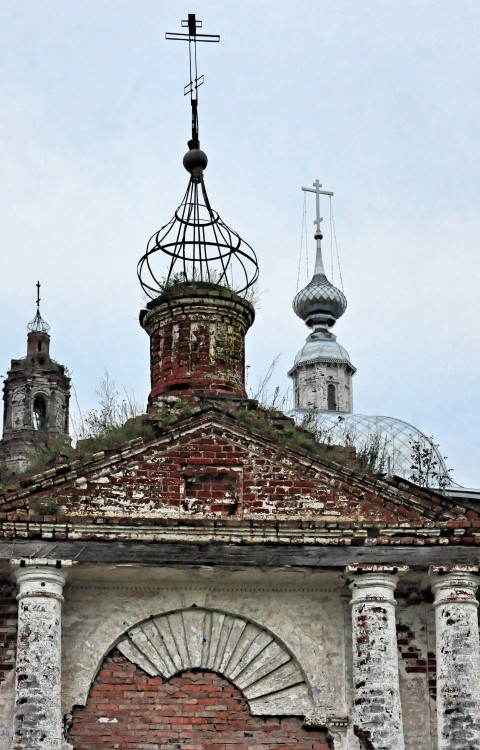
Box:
[409,436,451,491]
[0,418,157,493]
[0,387,194,493]
[33,496,61,516]
[235,406,355,466]
[156,271,259,307]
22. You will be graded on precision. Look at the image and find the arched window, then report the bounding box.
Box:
[327,383,337,411]
[33,395,47,430]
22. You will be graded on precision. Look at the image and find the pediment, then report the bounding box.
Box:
[0,409,474,530]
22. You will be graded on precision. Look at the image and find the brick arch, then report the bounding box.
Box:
[115,607,313,716]
[68,649,330,750]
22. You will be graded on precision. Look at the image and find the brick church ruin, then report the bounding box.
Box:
[0,13,479,750]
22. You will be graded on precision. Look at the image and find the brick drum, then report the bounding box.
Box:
[140,284,255,405]
[69,649,329,749]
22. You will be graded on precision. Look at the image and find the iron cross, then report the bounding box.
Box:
[36,281,41,314]
[302,180,334,236]
[166,14,220,148]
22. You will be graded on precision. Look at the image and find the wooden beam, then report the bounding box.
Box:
[0,540,477,568]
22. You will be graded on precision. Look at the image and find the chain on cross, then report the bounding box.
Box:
[166,14,220,148]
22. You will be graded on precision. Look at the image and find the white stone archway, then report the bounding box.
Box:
[115,606,314,716]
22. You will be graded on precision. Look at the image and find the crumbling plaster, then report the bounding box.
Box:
[61,567,350,721]
[3,563,477,749]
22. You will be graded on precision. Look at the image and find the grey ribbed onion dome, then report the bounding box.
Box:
[293,273,347,328]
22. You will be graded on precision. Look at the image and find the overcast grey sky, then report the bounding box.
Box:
[1,1,479,486]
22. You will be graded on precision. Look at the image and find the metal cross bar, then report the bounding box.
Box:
[166,33,220,42]
[166,14,220,146]
[302,180,334,234]
[36,281,41,313]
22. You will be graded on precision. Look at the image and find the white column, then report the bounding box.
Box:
[11,560,70,750]
[430,565,480,750]
[347,565,407,750]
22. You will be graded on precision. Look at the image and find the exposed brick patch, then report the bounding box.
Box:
[68,649,329,749]
[0,576,17,682]
[396,623,436,701]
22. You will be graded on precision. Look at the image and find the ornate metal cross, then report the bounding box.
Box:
[302,179,334,237]
[166,14,220,148]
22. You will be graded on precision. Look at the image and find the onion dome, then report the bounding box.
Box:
[293,273,347,328]
[289,411,453,489]
[292,330,354,370]
[293,230,346,328]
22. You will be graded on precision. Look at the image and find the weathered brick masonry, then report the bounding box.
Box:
[1,407,479,750]
[140,284,254,407]
[68,650,330,749]
[0,409,475,536]
[0,578,16,683]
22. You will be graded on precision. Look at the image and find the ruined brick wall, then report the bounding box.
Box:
[18,417,466,528]
[396,580,438,750]
[68,650,329,749]
[0,577,16,682]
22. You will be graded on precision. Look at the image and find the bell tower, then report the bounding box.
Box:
[0,283,71,473]
[289,181,356,412]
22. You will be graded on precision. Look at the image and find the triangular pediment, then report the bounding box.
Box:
[0,409,473,538]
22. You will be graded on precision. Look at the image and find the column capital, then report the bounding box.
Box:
[346,565,408,606]
[11,559,72,603]
[429,564,479,574]
[346,564,409,575]
[429,566,479,609]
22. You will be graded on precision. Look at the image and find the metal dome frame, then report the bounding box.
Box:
[138,173,259,300]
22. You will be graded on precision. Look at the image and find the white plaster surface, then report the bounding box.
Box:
[0,671,14,750]
[431,570,480,750]
[349,571,405,750]
[12,563,68,750]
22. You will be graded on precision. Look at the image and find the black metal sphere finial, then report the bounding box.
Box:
[183,147,208,177]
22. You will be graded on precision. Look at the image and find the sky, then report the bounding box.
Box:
[0,1,479,486]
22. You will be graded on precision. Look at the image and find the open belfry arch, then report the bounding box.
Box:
[0,12,479,750]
